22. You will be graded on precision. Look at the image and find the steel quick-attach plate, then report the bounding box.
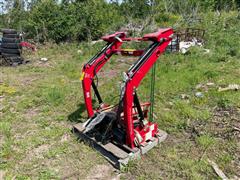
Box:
[73,123,168,169]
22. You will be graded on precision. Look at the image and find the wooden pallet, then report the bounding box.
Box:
[73,123,168,169]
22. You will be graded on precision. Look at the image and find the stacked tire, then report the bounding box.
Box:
[0,29,23,65]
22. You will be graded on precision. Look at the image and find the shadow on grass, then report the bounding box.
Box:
[68,103,86,123]
[68,99,98,123]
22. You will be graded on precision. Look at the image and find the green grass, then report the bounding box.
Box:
[1,11,240,179]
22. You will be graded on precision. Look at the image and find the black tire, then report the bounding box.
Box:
[0,48,21,54]
[1,29,17,34]
[2,37,21,43]
[1,57,22,66]
[3,33,20,38]
[2,53,21,57]
[1,43,21,49]
[9,56,23,63]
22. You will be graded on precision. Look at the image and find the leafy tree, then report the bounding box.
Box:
[120,0,152,19]
[0,0,239,42]
[22,0,123,42]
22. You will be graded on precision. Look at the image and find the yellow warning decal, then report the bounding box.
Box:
[122,49,136,52]
[80,72,85,81]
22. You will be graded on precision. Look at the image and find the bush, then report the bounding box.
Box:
[22,0,123,42]
[0,0,239,43]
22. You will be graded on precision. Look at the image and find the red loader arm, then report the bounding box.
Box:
[82,32,126,117]
[121,28,173,148]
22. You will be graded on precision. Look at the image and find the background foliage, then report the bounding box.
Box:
[0,0,239,42]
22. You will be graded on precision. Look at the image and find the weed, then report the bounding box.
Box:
[0,84,16,95]
[218,153,233,166]
[204,70,219,79]
[39,169,59,179]
[60,62,81,79]
[44,86,66,106]
[0,138,13,160]
[196,134,215,149]
[0,122,11,138]
[217,97,231,108]
[45,143,68,158]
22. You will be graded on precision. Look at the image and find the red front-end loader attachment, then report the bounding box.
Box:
[73,28,173,169]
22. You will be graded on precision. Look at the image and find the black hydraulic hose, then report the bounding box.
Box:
[92,80,103,104]
[116,80,127,123]
[128,42,159,76]
[87,34,122,66]
[87,42,112,65]
[115,42,160,123]
[149,62,156,122]
[93,57,106,86]
[90,37,119,105]
[134,92,144,121]
[128,38,165,78]
[91,59,106,104]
